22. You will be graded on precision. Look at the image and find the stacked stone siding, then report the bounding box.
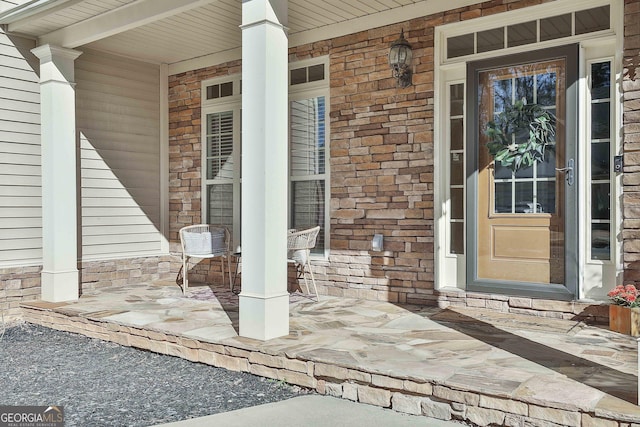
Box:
[1,256,178,324]
[21,305,637,426]
[166,0,630,319]
[327,22,434,306]
[168,61,241,250]
[623,0,640,285]
[0,266,41,324]
[79,256,177,292]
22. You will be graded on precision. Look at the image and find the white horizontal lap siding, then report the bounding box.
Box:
[76,49,162,260]
[0,29,41,267]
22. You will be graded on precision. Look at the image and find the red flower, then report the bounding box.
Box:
[609,284,640,307]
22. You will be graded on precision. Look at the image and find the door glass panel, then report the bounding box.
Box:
[451,222,464,254]
[494,182,511,213]
[537,181,555,213]
[591,63,611,99]
[493,80,511,112]
[476,56,566,286]
[450,118,464,150]
[494,162,511,180]
[591,102,610,139]
[537,150,556,178]
[515,76,534,104]
[591,223,610,260]
[589,61,611,261]
[537,73,557,106]
[514,163,534,178]
[450,85,464,115]
[591,183,610,220]
[450,153,464,186]
[515,182,534,212]
[591,143,610,180]
[451,188,464,219]
[486,67,558,215]
[449,83,465,255]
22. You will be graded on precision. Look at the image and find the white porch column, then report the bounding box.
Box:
[239,0,289,340]
[31,44,82,302]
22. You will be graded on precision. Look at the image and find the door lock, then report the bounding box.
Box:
[556,158,574,186]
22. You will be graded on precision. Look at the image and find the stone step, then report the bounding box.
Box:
[20,302,640,427]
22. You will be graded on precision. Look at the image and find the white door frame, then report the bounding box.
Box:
[433,0,624,301]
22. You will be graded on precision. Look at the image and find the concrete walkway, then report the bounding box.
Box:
[155,395,462,426]
[20,281,640,426]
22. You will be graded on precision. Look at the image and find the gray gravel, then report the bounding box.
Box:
[0,323,311,426]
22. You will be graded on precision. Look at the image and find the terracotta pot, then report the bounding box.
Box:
[609,305,640,337]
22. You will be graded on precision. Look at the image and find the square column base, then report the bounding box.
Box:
[41,270,79,302]
[239,292,289,340]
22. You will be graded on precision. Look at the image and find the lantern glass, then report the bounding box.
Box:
[389,30,413,87]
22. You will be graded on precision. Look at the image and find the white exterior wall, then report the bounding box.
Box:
[0,29,41,267]
[76,50,163,260]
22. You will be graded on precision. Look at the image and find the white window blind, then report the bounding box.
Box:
[290,96,327,252]
[205,111,235,234]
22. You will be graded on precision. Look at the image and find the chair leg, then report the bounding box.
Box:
[220,257,225,287]
[306,259,319,301]
[183,256,189,294]
[300,263,311,295]
[226,255,233,291]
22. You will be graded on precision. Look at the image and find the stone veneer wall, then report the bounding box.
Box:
[167,0,635,322]
[0,256,177,324]
[21,306,635,426]
[623,0,640,285]
[79,256,176,292]
[168,60,241,248]
[0,266,41,324]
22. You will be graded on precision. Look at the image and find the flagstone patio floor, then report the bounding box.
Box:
[20,281,640,426]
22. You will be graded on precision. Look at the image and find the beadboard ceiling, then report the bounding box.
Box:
[0,0,467,68]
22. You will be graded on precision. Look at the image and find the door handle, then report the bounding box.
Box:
[555,158,574,186]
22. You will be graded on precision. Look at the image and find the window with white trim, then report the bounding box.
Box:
[201,59,330,254]
[588,60,612,261]
[446,5,610,59]
[289,60,330,254]
[202,77,241,248]
[448,82,465,255]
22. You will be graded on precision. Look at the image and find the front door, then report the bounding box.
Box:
[468,46,578,298]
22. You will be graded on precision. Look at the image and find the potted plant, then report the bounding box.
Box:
[485,98,556,172]
[607,284,640,336]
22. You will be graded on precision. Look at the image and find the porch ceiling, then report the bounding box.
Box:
[0,0,436,68]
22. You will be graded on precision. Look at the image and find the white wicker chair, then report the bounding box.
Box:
[179,224,232,293]
[287,226,321,300]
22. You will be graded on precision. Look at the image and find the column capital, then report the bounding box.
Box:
[241,0,287,28]
[31,44,82,84]
[31,44,82,62]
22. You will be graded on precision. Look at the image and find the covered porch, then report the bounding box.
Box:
[20,281,640,426]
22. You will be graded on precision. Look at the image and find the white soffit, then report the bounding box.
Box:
[5,0,137,33]
[2,0,485,70]
[167,0,483,74]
